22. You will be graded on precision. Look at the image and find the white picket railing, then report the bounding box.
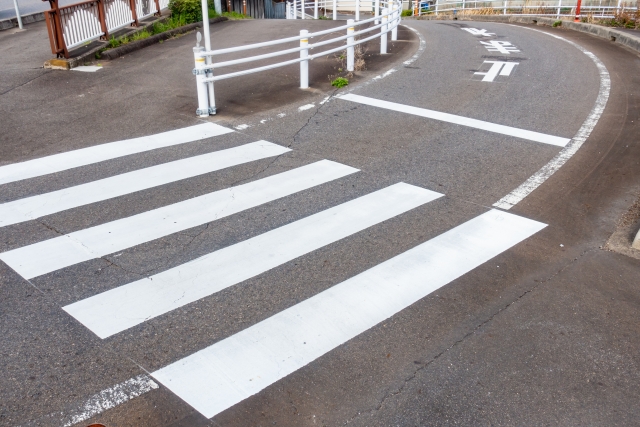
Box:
[104,0,135,32]
[60,1,105,49]
[135,0,158,19]
[192,0,402,116]
[415,0,637,19]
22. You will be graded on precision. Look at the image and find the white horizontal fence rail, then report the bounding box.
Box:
[192,0,402,117]
[416,0,637,19]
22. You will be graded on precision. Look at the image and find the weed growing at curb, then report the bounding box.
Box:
[331,77,349,88]
[552,20,562,27]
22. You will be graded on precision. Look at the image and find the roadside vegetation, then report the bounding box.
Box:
[102,0,249,52]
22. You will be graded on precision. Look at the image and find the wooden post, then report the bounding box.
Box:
[243,0,246,14]
[96,0,109,39]
[154,0,161,15]
[129,0,139,25]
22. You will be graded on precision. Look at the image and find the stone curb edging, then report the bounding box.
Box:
[0,11,46,31]
[100,16,228,60]
[405,14,640,55]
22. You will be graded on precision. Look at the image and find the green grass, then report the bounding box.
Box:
[401,9,412,16]
[552,20,562,27]
[331,77,349,88]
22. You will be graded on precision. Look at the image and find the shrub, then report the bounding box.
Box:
[401,9,412,16]
[169,0,203,23]
[552,20,561,27]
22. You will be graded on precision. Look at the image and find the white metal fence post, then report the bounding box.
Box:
[556,0,561,17]
[355,0,360,20]
[333,0,337,19]
[391,3,398,41]
[503,0,506,14]
[375,0,380,23]
[347,19,355,71]
[301,0,305,17]
[199,0,216,114]
[300,30,309,88]
[194,43,210,117]
[435,0,438,15]
[13,0,23,29]
[380,7,388,54]
[314,0,318,18]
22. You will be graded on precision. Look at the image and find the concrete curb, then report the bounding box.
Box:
[100,16,228,60]
[405,15,640,55]
[0,11,46,31]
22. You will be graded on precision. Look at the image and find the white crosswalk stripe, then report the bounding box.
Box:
[0,141,289,227]
[63,183,444,339]
[151,209,546,418]
[0,160,358,280]
[0,123,232,186]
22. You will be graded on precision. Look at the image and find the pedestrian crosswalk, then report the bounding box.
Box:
[0,123,546,420]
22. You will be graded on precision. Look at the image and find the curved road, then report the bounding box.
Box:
[0,18,639,427]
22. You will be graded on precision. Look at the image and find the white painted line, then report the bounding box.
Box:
[474,61,518,82]
[63,183,443,339]
[151,209,546,419]
[0,123,233,186]
[337,94,570,147]
[494,26,610,209]
[0,160,358,280]
[0,141,290,227]
[480,40,520,54]
[461,28,496,37]
[72,65,102,72]
[298,103,315,111]
[30,375,158,427]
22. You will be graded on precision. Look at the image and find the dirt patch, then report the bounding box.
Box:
[604,192,640,259]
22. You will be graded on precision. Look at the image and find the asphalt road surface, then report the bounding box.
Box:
[1,18,640,427]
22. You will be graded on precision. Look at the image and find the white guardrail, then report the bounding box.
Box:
[192,0,402,117]
[414,0,637,19]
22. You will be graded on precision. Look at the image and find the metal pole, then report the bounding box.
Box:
[503,0,506,14]
[314,0,318,18]
[194,40,210,117]
[391,3,398,40]
[375,0,379,23]
[214,0,221,14]
[355,0,360,20]
[300,30,309,88]
[380,7,387,54]
[333,0,337,19]
[347,19,355,71]
[556,0,561,18]
[435,0,438,15]
[574,0,581,21]
[294,0,297,18]
[199,0,215,113]
[302,0,305,18]
[13,0,23,29]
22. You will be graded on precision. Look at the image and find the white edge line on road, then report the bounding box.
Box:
[493,25,611,210]
[21,374,158,427]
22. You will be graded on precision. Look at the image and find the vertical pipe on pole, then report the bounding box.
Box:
[200,0,215,114]
[194,43,210,117]
[355,0,360,20]
[300,29,309,89]
[391,3,398,40]
[314,0,318,18]
[13,0,23,29]
[380,7,387,54]
[333,0,336,19]
[374,0,379,23]
[346,19,354,72]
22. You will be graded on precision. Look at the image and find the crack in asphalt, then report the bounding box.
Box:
[0,70,52,96]
[344,246,598,425]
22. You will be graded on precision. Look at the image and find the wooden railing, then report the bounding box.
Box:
[44,0,167,58]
